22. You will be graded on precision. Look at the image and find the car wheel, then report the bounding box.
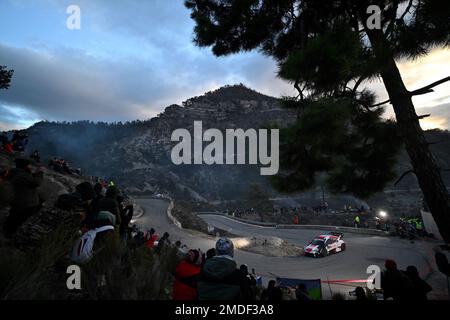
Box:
[320,248,328,257]
[341,243,346,251]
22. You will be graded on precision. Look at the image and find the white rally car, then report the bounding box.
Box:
[304,232,346,258]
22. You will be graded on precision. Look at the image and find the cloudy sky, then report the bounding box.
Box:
[0,0,449,131]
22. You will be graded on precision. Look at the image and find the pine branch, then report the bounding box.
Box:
[370,76,450,107]
[410,76,450,96]
[370,98,391,108]
[394,170,415,186]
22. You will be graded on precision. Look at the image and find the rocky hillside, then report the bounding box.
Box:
[20,84,450,215]
[26,84,297,201]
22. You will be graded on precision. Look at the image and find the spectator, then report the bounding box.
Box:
[155,232,170,253]
[354,215,360,228]
[405,265,432,300]
[172,249,203,300]
[354,287,367,301]
[381,259,413,301]
[56,181,95,214]
[3,158,44,238]
[295,283,311,301]
[145,228,158,249]
[97,185,121,227]
[239,264,257,300]
[198,238,248,300]
[119,197,134,244]
[435,252,450,277]
[261,280,283,301]
[30,150,40,163]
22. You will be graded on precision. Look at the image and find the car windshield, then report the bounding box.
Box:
[310,239,324,245]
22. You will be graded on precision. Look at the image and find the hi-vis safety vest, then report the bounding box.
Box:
[355,216,360,223]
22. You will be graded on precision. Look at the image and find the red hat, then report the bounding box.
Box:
[385,259,397,270]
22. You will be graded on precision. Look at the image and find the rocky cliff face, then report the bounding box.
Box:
[97,85,296,200]
[26,85,296,201]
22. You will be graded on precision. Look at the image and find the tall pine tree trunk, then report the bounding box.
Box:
[367,29,450,243]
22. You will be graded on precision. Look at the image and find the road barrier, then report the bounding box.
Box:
[195,212,390,236]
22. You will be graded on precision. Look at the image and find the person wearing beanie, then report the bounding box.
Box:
[215,237,234,257]
[172,249,203,300]
[197,238,249,300]
[3,158,44,237]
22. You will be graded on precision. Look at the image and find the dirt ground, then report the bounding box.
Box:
[231,236,304,257]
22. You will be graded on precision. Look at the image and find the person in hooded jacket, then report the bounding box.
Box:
[3,158,43,238]
[172,249,203,300]
[197,238,249,300]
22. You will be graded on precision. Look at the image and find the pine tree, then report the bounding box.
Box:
[246,184,273,222]
[185,0,450,242]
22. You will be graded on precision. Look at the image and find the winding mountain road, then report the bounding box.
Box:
[135,198,449,299]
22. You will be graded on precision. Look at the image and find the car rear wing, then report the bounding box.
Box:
[327,232,344,239]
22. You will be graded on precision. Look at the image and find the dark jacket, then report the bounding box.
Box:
[381,269,414,301]
[197,256,247,300]
[261,287,283,301]
[408,276,432,300]
[9,168,43,209]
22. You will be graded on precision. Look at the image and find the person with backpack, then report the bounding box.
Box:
[3,158,44,238]
[172,249,203,300]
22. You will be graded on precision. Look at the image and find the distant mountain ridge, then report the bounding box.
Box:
[24,84,450,214]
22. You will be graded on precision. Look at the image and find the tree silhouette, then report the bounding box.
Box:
[0,66,14,90]
[246,184,273,222]
[185,0,450,242]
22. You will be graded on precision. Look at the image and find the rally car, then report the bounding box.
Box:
[304,232,346,258]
